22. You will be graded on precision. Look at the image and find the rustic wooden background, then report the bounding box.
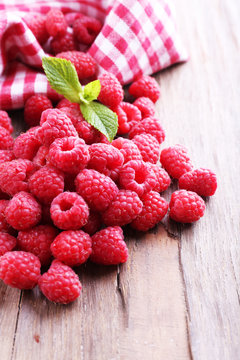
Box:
[1,0,240,359]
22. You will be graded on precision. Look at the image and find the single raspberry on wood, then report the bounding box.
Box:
[91,226,128,265]
[179,168,217,197]
[24,95,53,127]
[129,117,165,144]
[160,144,193,179]
[73,15,102,45]
[97,72,123,108]
[24,13,49,45]
[113,102,141,135]
[0,110,13,133]
[0,150,15,164]
[75,169,119,212]
[82,211,101,235]
[132,133,160,164]
[169,190,205,223]
[0,126,14,150]
[147,163,171,193]
[57,51,98,80]
[45,9,67,37]
[129,75,160,103]
[0,251,41,289]
[0,232,16,256]
[38,260,81,304]
[102,190,143,226]
[131,191,168,231]
[112,137,142,164]
[13,127,41,160]
[51,230,92,267]
[133,97,155,119]
[51,32,77,54]
[17,225,58,266]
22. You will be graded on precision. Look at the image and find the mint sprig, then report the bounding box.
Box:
[42,56,118,142]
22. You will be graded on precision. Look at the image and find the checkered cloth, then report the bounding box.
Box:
[0,0,188,110]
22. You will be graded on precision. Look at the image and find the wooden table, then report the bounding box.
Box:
[1,0,240,359]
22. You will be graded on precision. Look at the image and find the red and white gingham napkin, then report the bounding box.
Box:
[0,0,188,110]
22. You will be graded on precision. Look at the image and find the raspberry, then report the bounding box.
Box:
[113,102,141,134]
[50,192,89,230]
[37,109,78,147]
[73,15,102,45]
[131,191,168,231]
[119,160,156,197]
[24,95,53,127]
[57,98,73,108]
[0,126,14,150]
[132,133,160,164]
[13,127,41,160]
[0,150,15,163]
[129,117,165,144]
[33,145,49,167]
[160,144,193,179]
[169,190,205,223]
[0,110,13,133]
[57,51,98,80]
[133,97,155,119]
[75,169,119,212]
[91,226,128,265]
[51,230,92,267]
[0,200,12,232]
[112,137,142,164]
[5,191,41,230]
[129,75,160,103]
[24,13,49,45]
[38,260,81,304]
[17,225,58,266]
[46,9,67,37]
[48,136,89,174]
[147,163,171,193]
[0,251,41,289]
[82,211,101,235]
[51,32,77,54]
[0,159,36,196]
[179,168,217,197]
[97,72,123,108]
[88,143,124,181]
[65,12,84,26]
[29,165,64,205]
[0,232,16,256]
[102,190,143,226]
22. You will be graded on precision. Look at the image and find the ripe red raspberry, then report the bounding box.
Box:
[0,150,15,164]
[50,192,89,230]
[13,127,41,160]
[65,12,84,26]
[131,191,168,231]
[75,169,119,212]
[33,145,49,167]
[46,9,67,37]
[160,144,193,179]
[133,97,155,119]
[73,15,102,45]
[0,110,13,133]
[179,168,217,197]
[119,160,156,197]
[112,137,142,164]
[113,102,141,135]
[17,225,58,266]
[51,230,92,267]
[129,75,160,103]
[38,260,81,303]
[5,191,41,230]
[24,94,53,127]
[57,98,73,108]
[82,211,101,235]
[169,190,205,223]
[132,133,160,164]
[24,13,49,45]
[57,51,98,80]
[29,165,64,204]
[97,72,123,108]
[0,126,14,150]
[37,109,78,147]
[0,232,16,255]
[0,200,11,232]
[51,32,77,54]
[102,190,143,226]
[147,163,171,193]
[88,143,124,181]
[0,251,41,289]
[129,117,165,144]
[91,226,128,265]
[0,159,36,196]
[48,136,89,174]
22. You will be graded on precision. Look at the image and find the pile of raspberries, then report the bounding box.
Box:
[0,9,217,304]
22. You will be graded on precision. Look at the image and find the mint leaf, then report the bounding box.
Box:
[83,80,101,102]
[80,101,118,142]
[42,56,82,104]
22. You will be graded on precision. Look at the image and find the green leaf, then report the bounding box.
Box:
[80,101,118,142]
[42,56,82,104]
[83,80,101,102]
